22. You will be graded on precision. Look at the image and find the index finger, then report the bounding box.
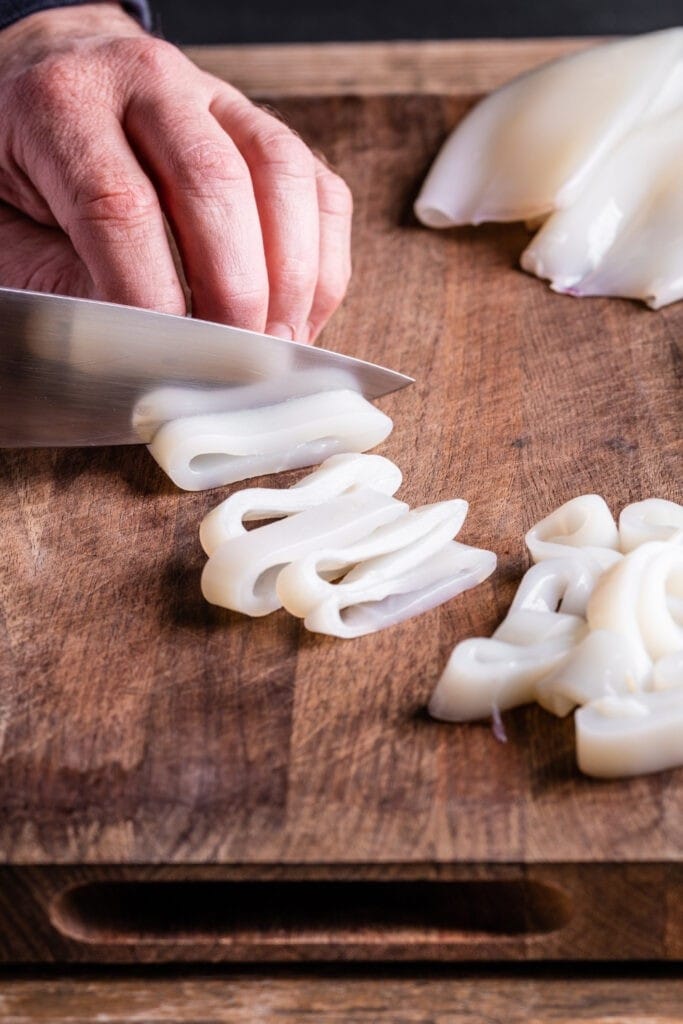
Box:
[25,115,186,315]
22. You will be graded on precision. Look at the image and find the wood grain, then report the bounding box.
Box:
[0,971,681,1023]
[0,46,681,963]
[185,39,599,96]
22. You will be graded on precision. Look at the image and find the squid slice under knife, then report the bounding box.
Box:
[147,390,393,491]
[276,499,495,638]
[414,29,683,228]
[576,689,683,778]
[132,366,361,442]
[201,488,407,616]
[521,110,683,309]
[199,453,403,555]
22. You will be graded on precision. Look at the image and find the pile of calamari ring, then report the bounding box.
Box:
[430,494,683,778]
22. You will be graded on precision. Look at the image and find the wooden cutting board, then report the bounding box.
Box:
[0,42,681,964]
[2,971,683,1023]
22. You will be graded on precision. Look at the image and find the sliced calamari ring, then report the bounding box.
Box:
[619,498,683,552]
[201,489,406,616]
[587,540,683,682]
[428,612,587,722]
[132,365,359,442]
[199,453,402,555]
[302,541,495,640]
[535,629,637,717]
[638,543,683,659]
[576,689,683,778]
[525,495,619,563]
[508,554,617,619]
[652,651,683,690]
[148,390,393,491]
[276,500,469,619]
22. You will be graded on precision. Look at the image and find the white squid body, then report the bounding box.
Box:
[522,111,683,308]
[414,28,683,308]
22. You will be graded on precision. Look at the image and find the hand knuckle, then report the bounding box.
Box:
[172,139,247,191]
[236,292,267,319]
[276,256,318,296]
[251,127,314,178]
[317,269,350,312]
[318,171,353,217]
[74,178,157,230]
[16,57,83,113]
[221,283,268,325]
[123,36,181,78]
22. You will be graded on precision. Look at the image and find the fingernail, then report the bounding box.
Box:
[266,321,295,341]
[299,322,314,345]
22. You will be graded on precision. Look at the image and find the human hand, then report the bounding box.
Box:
[0,3,352,342]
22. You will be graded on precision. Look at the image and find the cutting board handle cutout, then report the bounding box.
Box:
[51,879,573,946]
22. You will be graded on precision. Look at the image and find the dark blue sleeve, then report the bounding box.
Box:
[0,0,151,32]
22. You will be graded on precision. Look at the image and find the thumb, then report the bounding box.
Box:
[0,202,93,297]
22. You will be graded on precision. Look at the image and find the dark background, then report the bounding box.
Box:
[151,0,682,46]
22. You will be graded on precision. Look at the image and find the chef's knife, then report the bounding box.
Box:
[0,287,413,446]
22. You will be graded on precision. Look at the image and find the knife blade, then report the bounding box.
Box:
[0,287,413,447]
